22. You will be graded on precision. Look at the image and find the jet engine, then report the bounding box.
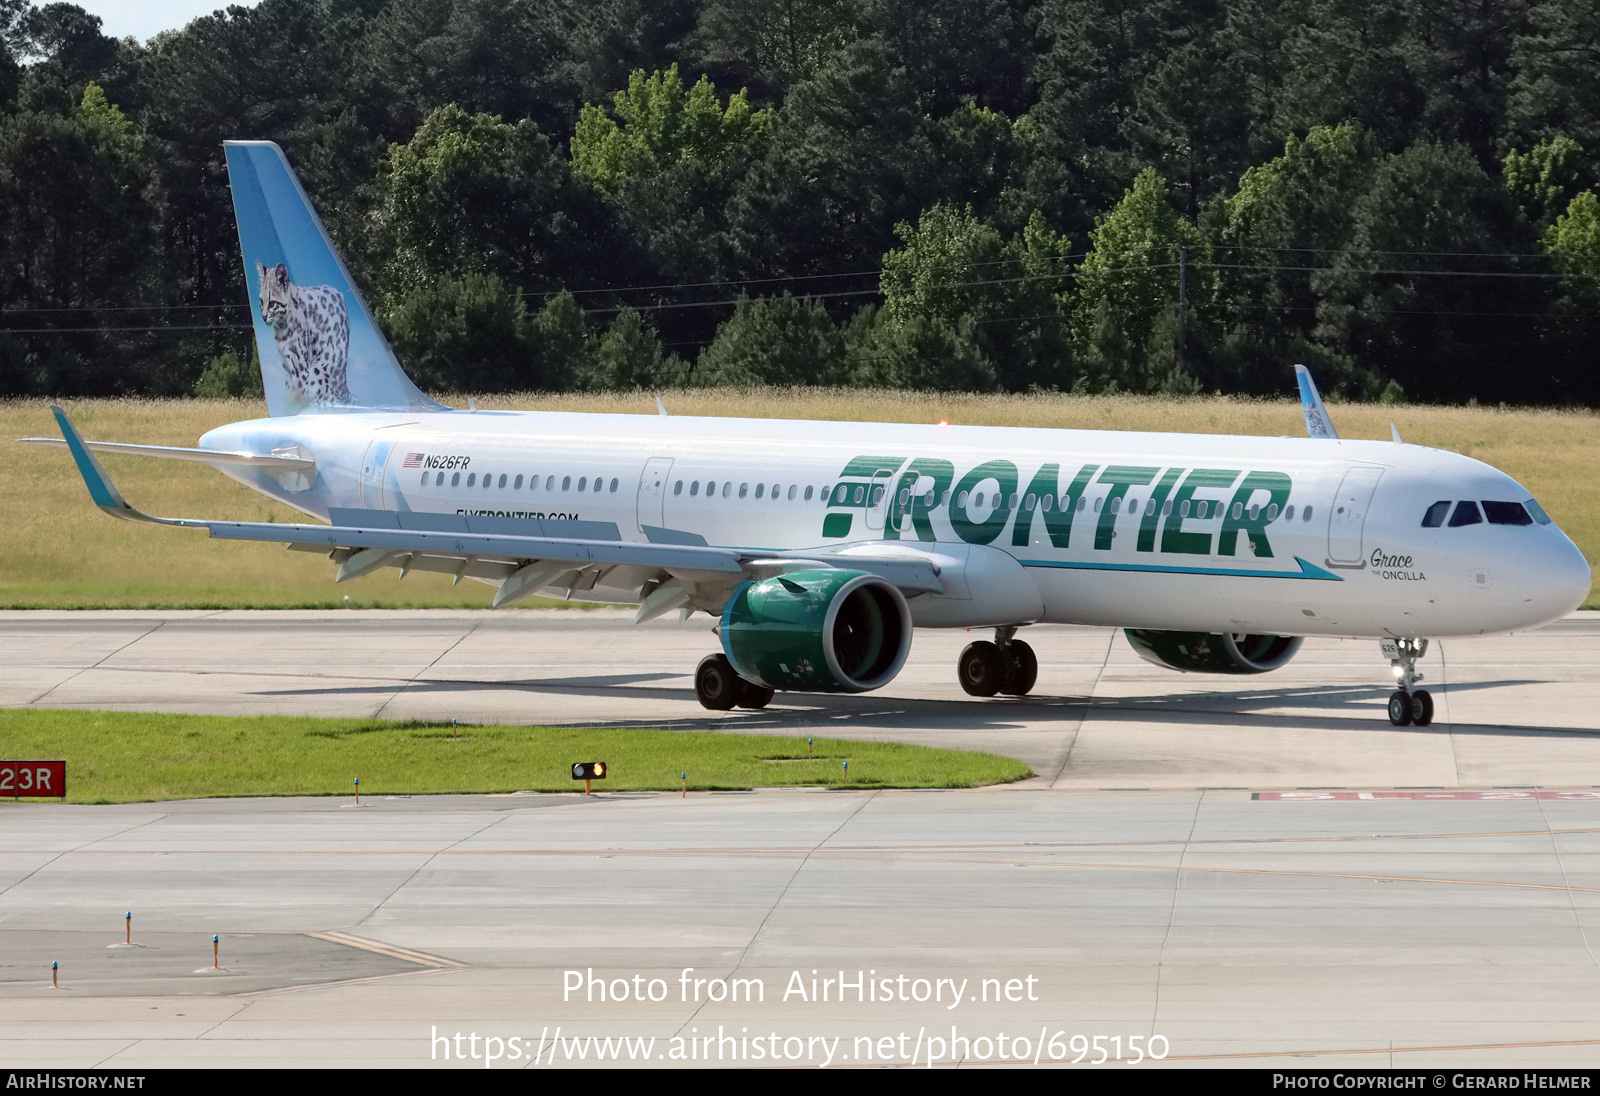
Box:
[1124,629,1302,674]
[721,569,912,693]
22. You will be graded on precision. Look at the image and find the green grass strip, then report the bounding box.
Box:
[0,709,1030,803]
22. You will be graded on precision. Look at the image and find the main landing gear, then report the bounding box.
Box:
[1382,637,1434,727]
[694,653,775,711]
[957,625,1038,698]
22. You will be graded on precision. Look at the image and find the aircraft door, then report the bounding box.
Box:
[864,468,896,531]
[1327,466,1384,566]
[360,438,396,509]
[637,457,673,532]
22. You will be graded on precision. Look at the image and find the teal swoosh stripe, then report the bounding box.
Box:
[1019,556,1342,581]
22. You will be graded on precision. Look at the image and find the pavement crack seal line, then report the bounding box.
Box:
[1149,792,1201,1042]
[1047,630,1111,787]
[670,791,879,1043]
[372,620,484,721]
[26,617,172,706]
[0,810,169,901]
[353,809,509,936]
[1538,797,1600,983]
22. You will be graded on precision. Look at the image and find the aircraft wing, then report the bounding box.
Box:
[47,405,941,614]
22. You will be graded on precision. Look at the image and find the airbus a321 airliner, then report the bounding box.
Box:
[26,142,1592,726]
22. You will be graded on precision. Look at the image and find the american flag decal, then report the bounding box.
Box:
[402,452,424,468]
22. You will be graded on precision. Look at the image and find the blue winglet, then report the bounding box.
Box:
[1294,364,1338,440]
[51,405,186,526]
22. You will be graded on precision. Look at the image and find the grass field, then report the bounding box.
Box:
[0,709,1030,802]
[3,390,1595,608]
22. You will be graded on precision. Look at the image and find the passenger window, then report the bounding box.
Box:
[467,473,476,487]
[578,476,587,491]
[1448,501,1483,527]
[754,483,764,499]
[1041,494,1053,512]
[1421,500,1451,527]
[707,480,717,496]
[804,486,813,501]
[451,472,460,487]
[673,480,683,495]
[436,472,444,486]
[610,478,618,492]
[1266,503,1278,520]
[499,474,507,489]
[771,484,780,498]
[562,476,571,491]
[514,475,523,489]
[1009,493,1020,510]
[788,485,796,500]
[420,473,428,487]
[722,483,731,498]
[853,486,864,504]
[690,481,699,497]
[594,477,603,492]
[1232,502,1243,520]
[871,486,884,505]
[1482,501,1533,526]
[1161,499,1172,517]
[739,483,748,498]
[957,490,970,508]
[546,476,554,490]
[1302,505,1313,522]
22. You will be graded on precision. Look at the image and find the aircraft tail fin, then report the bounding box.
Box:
[223,141,446,417]
[1293,364,1338,440]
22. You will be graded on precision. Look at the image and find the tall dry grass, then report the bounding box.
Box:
[3,391,1595,607]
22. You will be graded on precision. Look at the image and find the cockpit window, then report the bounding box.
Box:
[1448,500,1483,527]
[1421,501,1451,528]
[1482,501,1534,526]
[1525,498,1553,525]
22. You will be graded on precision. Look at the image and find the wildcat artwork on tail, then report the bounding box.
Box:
[255,260,352,409]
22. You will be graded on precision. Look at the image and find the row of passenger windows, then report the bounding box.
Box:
[1421,499,1549,528]
[423,471,621,493]
[419,468,1310,524]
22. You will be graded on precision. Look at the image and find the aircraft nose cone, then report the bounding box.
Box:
[1526,534,1592,623]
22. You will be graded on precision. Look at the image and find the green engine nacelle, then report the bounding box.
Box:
[721,569,912,693]
[1124,629,1303,674]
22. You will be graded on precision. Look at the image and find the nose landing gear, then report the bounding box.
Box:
[1382,637,1433,726]
[957,626,1037,697]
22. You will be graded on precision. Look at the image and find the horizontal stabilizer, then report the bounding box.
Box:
[18,435,315,470]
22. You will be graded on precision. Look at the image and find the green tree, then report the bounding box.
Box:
[529,289,592,391]
[880,204,1074,390]
[1545,188,1600,298]
[1208,122,1381,392]
[1319,141,1544,402]
[192,347,264,399]
[381,272,540,394]
[695,293,847,385]
[1071,168,1208,391]
[578,306,681,390]
[1504,134,1595,232]
[572,63,770,192]
[693,0,855,96]
[848,309,998,391]
[371,104,584,299]
[1508,0,1600,152]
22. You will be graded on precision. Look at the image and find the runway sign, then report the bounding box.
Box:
[1256,790,1600,801]
[1,760,65,798]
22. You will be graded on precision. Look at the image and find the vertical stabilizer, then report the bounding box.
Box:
[224,141,445,417]
[1293,364,1338,440]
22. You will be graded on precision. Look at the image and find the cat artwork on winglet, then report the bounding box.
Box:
[254,260,352,410]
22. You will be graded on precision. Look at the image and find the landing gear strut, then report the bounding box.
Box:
[694,653,774,711]
[957,626,1037,698]
[1382,637,1433,727]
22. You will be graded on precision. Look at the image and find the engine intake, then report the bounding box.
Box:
[722,570,912,693]
[1124,629,1302,674]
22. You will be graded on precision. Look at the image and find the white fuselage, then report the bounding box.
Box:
[201,409,1591,640]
